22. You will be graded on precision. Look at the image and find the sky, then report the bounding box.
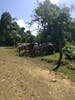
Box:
[0,0,75,36]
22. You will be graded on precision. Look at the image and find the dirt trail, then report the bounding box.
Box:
[0,47,75,100]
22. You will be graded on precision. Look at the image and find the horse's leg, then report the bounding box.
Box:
[18,48,20,56]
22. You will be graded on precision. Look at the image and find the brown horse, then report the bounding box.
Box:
[32,43,41,55]
[17,43,34,56]
[17,44,27,56]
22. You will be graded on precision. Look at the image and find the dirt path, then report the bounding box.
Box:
[0,47,75,100]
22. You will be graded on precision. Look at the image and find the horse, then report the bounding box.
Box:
[39,43,55,55]
[17,43,27,56]
[17,42,34,56]
[32,43,41,55]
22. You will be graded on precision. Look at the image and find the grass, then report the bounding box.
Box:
[5,47,18,56]
[36,53,75,82]
[58,67,75,82]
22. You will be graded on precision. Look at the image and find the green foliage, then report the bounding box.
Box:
[33,0,71,50]
[23,31,35,43]
[68,21,75,41]
[63,42,75,56]
[0,12,15,45]
[0,12,35,46]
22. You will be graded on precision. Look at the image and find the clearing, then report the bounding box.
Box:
[0,47,75,100]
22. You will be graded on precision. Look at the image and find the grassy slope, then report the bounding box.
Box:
[36,53,75,82]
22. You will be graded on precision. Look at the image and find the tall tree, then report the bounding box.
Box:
[0,12,23,45]
[0,12,12,45]
[33,0,71,70]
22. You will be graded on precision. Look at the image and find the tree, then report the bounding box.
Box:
[24,30,35,43]
[11,22,23,44]
[0,12,24,45]
[68,21,75,42]
[33,0,71,70]
[33,0,60,44]
[0,12,12,45]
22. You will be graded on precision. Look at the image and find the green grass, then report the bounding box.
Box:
[58,67,75,82]
[37,53,75,82]
[6,47,18,56]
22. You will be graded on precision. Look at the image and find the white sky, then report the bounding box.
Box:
[43,0,59,4]
[16,19,38,36]
[17,19,25,28]
[50,0,59,4]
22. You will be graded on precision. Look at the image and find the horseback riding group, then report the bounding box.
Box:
[17,42,55,56]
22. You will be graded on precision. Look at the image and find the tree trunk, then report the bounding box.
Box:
[53,33,63,71]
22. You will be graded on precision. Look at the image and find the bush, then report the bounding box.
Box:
[63,43,75,56]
